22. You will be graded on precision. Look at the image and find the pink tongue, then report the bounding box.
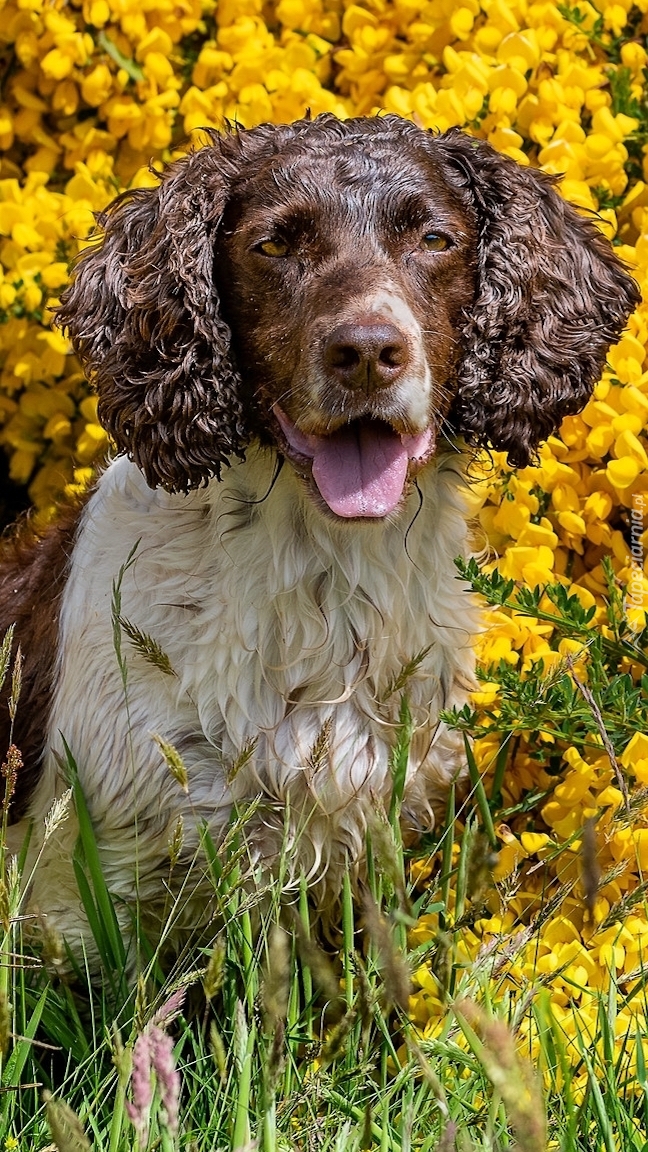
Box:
[311,423,409,518]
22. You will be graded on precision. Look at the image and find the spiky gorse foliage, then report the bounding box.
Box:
[421,562,648,1109]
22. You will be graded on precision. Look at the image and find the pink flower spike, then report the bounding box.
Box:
[150,1025,180,1137]
[151,987,187,1029]
[126,1032,153,1148]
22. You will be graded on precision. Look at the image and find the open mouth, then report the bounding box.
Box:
[273,405,434,519]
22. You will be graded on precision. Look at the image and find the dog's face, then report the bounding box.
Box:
[215,144,478,517]
[56,115,640,501]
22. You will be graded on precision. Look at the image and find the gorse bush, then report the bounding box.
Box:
[433,560,648,1105]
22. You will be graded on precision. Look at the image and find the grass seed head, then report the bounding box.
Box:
[43,787,72,842]
[227,737,258,784]
[306,717,333,779]
[356,959,375,1058]
[234,998,249,1069]
[1,744,22,813]
[151,986,187,1028]
[203,937,226,1002]
[152,734,188,792]
[110,1025,131,1081]
[366,806,410,914]
[119,616,176,676]
[580,816,601,916]
[436,1121,464,1151]
[8,645,22,723]
[150,1025,181,1138]
[0,877,10,934]
[135,973,148,1034]
[168,814,184,867]
[265,1016,286,1092]
[360,1101,373,1150]
[362,893,411,1011]
[293,917,342,1016]
[43,1090,92,1152]
[466,829,499,908]
[320,1008,356,1065]
[209,1020,227,1085]
[0,627,14,695]
[263,925,290,1024]
[38,914,67,978]
[454,1000,547,1152]
[125,1032,153,1147]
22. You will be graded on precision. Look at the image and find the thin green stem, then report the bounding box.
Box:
[342,869,354,1010]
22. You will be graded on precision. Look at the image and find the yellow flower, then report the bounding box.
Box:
[471,681,500,706]
[493,836,528,880]
[0,106,15,151]
[606,456,642,489]
[81,64,114,107]
[75,422,109,463]
[499,545,555,586]
[621,732,648,769]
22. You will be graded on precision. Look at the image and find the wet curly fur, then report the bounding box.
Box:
[57,116,637,486]
[0,114,638,961]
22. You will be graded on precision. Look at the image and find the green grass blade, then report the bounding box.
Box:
[1,986,48,1090]
[464,734,497,850]
[389,696,413,829]
[62,737,126,973]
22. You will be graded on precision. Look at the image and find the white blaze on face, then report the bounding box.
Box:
[366,286,431,411]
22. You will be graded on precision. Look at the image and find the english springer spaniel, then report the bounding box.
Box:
[0,114,639,962]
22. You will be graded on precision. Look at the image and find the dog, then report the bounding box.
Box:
[0,114,639,963]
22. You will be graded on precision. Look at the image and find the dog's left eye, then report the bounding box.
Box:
[257,238,290,257]
[421,233,449,252]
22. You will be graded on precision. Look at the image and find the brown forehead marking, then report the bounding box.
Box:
[222,141,476,243]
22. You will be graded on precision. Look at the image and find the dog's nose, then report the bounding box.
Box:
[323,321,409,392]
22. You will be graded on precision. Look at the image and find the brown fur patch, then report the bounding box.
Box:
[0,500,86,821]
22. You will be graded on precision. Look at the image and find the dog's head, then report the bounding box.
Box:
[57,115,640,518]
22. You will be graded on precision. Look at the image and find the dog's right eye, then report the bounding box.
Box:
[257,238,290,258]
[421,232,449,252]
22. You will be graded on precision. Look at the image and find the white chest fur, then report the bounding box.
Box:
[26,448,476,945]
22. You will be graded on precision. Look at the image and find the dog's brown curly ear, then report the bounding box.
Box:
[435,131,641,467]
[56,145,247,492]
